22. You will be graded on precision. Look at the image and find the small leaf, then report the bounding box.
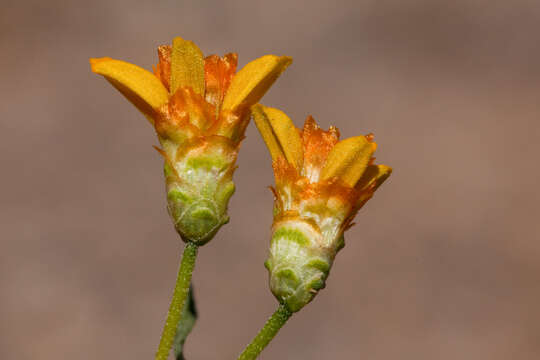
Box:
[174,284,198,360]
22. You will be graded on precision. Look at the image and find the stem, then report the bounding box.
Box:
[237,304,292,360]
[155,242,199,360]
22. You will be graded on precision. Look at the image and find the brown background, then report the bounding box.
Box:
[2,0,540,359]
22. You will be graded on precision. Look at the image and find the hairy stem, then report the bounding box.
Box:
[155,242,198,360]
[237,304,292,360]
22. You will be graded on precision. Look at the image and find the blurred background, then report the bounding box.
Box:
[1,0,540,359]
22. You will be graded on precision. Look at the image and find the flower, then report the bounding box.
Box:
[252,104,391,312]
[90,37,291,244]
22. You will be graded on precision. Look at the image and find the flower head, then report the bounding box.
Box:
[252,104,391,311]
[91,37,291,244]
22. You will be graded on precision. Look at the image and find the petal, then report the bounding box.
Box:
[301,116,340,182]
[272,156,300,187]
[169,87,215,131]
[320,136,376,187]
[355,164,392,208]
[355,164,392,191]
[90,57,169,119]
[204,53,238,109]
[154,45,172,91]
[170,37,205,96]
[252,104,285,161]
[208,106,250,144]
[264,107,303,169]
[222,55,292,111]
[252,105,303,169]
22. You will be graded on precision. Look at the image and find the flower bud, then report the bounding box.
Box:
[91,37,291,244]
[253,105,391,311]
[161,139,236,244]
[265,220,343,312]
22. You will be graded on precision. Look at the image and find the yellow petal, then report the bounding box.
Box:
[252,105,303,169]
[222,55,292,111]
[321,136,376,187]
[355,164,392,191]
[90,57,169,119]
[170,37,205,96]
[264,107,303,169]
[252,104,285,161]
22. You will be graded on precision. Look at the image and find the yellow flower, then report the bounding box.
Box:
[252,104,391,311]
[90,37,291,244]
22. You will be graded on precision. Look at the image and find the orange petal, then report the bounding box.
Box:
[204,53,238,110]
[154,45,172,91]
[301,116,340,182]
[169,87,216,132]
[208,106,250,144]
[272,156,300,186]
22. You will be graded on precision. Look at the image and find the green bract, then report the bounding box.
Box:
[163,139,236,244]
[265,220,344,312]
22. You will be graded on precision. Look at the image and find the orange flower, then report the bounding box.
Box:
[90,37,291,244]
[252,104,391,311]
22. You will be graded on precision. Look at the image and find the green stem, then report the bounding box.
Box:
[237,304,292,360]
[155,242,199,360]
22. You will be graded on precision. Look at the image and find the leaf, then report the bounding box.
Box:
[173,284,198,360]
